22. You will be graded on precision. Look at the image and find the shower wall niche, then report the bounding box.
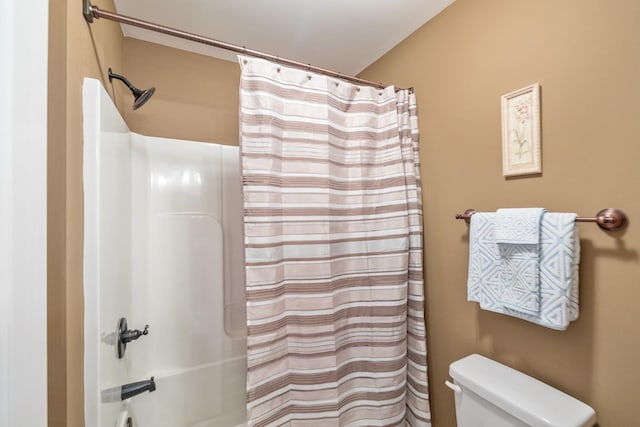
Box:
[83,78,247,427]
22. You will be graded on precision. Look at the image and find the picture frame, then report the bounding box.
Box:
[501,83,541,176]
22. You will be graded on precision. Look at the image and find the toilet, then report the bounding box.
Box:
[446,354,596,427]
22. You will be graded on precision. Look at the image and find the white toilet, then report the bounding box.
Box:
[446,354,596,427]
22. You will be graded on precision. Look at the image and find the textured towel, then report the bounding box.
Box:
[495,208,546,315]
[468,212,580,330]
[495,208,546,244]
[467,213,500,306]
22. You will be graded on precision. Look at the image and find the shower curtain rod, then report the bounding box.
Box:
[83,1,411,92]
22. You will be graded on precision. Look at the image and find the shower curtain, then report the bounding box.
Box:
[239,56,430,427]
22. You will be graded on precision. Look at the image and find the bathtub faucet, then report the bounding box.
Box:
[121,376,156,401]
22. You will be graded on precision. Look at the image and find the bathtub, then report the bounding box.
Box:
[130,356,247,426]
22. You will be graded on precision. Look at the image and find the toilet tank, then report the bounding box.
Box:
[447,354,596,427]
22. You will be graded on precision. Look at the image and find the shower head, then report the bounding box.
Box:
[107,68,155,110]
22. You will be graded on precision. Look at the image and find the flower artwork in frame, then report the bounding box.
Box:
[501,83,541,176]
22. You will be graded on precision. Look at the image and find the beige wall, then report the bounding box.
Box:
[122,38,240,145]
[360,0,640,425]
[48,1,126,425]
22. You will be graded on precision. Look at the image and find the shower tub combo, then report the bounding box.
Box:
[83,78,247,427]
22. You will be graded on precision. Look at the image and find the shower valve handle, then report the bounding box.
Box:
[117,317,149,358]
[121,324,149,344]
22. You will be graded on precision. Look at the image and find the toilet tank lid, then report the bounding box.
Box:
[449,354,596,427]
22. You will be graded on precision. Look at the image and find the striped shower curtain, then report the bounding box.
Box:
[239,56,430,427]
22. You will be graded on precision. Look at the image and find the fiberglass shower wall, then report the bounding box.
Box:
[83,78,247,427]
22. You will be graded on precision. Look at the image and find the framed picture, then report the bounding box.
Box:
[501,83,541,176]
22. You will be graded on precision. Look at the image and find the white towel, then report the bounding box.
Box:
[495,208,546,244]
[467,212,580,330]
[467,213,500,306]
[495,208,546,315]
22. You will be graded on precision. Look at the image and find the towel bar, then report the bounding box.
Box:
[455,208,628,231]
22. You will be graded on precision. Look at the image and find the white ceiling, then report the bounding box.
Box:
[113,0,455,76]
